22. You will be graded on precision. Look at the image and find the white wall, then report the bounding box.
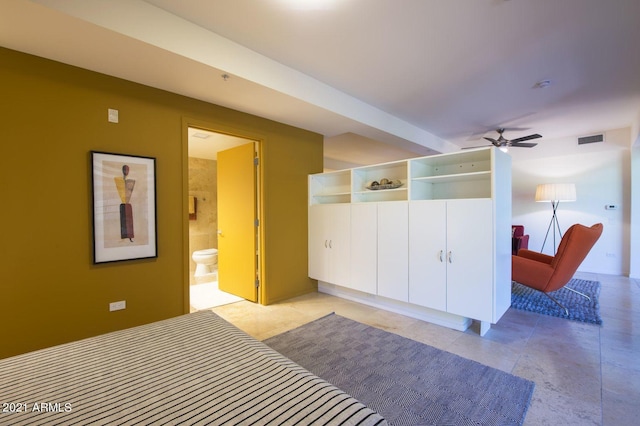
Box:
[631,145,640,278]
[510,128,632,276]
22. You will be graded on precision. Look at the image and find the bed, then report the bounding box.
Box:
[0,310,386,425]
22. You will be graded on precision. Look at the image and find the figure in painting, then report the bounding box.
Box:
[114,165,136,242]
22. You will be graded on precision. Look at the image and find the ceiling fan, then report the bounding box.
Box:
[464,128,542,149]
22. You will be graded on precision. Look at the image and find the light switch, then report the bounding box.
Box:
[108,108,119,123]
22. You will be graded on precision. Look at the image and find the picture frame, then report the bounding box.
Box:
[91,151,157,264]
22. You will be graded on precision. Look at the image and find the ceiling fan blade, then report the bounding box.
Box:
[466,126,530,141]
[483,137,500,146]
[510,134,542,143]
[510,142,538,148]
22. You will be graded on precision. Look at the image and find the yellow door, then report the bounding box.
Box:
[217,142,258,302]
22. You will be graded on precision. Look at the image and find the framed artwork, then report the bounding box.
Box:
[91,151,157,264]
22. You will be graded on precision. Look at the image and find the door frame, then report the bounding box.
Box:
[181,117,265,312]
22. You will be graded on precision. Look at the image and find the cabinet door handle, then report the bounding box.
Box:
[448,251,453,263]
[325,239,328,248]
[439,250,444,262]
[329,240,332,249]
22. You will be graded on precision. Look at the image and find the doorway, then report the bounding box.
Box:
[187,126,261,309]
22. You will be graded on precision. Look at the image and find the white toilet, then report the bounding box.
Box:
[192,248,218,277]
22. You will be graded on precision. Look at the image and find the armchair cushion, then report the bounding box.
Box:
[517,249,553,264]
[549,223,603,287]
[512,255,554,292]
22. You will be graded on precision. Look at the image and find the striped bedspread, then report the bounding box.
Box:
[0,310,386,425]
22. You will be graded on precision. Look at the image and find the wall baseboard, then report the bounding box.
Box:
[318,282,473,332]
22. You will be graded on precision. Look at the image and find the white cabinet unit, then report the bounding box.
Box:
[408,201,447,311]
[377,202,409,302]
[409,199,493,318]
[444,199,494,321]
[308,204,350,286]
[308,147,511,336]
[450,200,494,319]
[350,203,377,294]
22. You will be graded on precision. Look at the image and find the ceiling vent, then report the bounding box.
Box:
[578,134,605,145]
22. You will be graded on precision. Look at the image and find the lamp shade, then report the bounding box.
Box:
[535,183,576,202]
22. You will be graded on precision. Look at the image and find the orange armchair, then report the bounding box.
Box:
[512,223,603,314]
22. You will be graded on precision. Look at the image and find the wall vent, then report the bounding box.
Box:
[578,134,605,145]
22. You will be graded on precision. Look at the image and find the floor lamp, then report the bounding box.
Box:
[535,183,576,253]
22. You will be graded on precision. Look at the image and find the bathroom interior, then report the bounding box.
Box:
[188,127,253,310]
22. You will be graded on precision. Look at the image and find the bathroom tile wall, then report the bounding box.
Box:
[188,157,217,275]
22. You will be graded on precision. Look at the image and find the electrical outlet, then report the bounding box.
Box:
[109,300,126,311]
[606,252,616,258]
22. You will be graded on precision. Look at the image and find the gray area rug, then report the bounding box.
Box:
[511,278,602,325]
[264,314,534,426]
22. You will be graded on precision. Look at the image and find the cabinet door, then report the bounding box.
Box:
[445,199,493,321]
[327,204,351,286]
[308,204,350,285]
[308,205,329,281]
[350,203,377,294]
[377,202,409,302]
[408,201,447,311]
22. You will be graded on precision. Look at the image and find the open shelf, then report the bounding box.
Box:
[352,160,408,202]
[410,149,491,178]
[309,148,497,204]
[309,170,351,204]
[411,170,491,184]
[353,186,408,203]
[409,149,492,200]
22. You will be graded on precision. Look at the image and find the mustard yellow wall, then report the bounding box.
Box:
[260,122,323,304]
[0,47,322,359]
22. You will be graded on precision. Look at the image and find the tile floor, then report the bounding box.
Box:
[190,280,243,310]
[210,272,640,425]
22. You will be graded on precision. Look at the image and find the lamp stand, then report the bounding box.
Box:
[541,200,564,254]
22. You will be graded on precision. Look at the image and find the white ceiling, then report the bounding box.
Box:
[2,0,640,165]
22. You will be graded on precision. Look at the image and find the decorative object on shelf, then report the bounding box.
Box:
[91,151,157,264]
[366,179,403,190]
[535,183,577,253]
